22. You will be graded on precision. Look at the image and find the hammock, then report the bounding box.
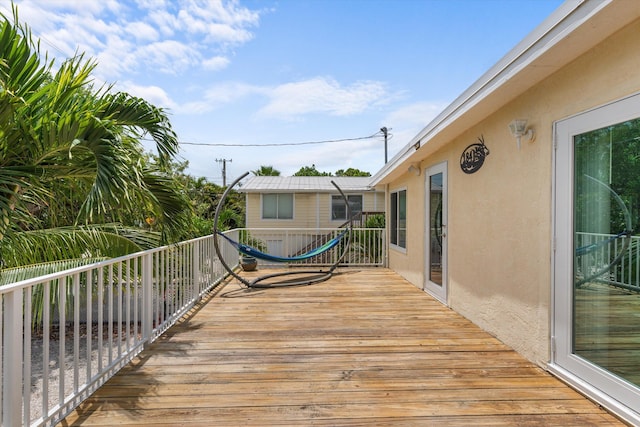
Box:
[216,229,349,263]
[212,171,352,288]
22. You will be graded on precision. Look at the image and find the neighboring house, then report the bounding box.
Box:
[240,176,384,229]
[371,1,640,424]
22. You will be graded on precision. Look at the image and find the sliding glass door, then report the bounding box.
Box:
[553,93,640,422]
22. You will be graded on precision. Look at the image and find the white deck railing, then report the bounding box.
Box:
[0,227,384,426]
[575,232,640,292]
[235,228,386,268]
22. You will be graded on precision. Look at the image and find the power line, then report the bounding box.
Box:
[176,131,385,147]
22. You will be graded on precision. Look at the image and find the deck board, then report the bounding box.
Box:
[58,269,625,426]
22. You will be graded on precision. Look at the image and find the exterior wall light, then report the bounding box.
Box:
[508,119,535,149]
[408,162,421,176]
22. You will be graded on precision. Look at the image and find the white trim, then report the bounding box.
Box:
[372,0,627,186]
[389,187,408,250]
[547,364,640,426]
[553,91,640,420]
[330,193,363,222]
[423,162,448,304]
[260,193,295,221]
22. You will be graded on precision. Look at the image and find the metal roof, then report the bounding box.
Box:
[239,176,374,193]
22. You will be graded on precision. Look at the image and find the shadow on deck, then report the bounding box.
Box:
[59,268,625,426]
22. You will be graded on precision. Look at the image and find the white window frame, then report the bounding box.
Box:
[331,194,363,221]
[390,187,407,251]
[261,193,294,220]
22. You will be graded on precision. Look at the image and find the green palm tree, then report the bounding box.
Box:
[252,165,281,176]
[0,7,189,278]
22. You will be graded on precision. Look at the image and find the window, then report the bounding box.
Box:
[390,189,406,248]
[262,193,293,219]
[331,194,362,220]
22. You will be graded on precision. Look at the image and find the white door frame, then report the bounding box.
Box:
[424,162,447,304]
[550,92,640,425]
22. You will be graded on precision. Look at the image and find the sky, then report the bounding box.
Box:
[1,0,564,184]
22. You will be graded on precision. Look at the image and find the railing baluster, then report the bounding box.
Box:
[125,259,131,351]
[73,273,80,392]
[134,258,139,342]
[58,277,66,409]
[108,264,114,365]
[142,254,153,345]
[86,269,93,383]
[2,288,23,427]
[117,262,123,357]
[24,287,32,426]
[97,268,104,375]
[42,281,50,420]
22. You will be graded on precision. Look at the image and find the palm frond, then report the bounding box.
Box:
[0,257,107,286]
[1,224,158,268]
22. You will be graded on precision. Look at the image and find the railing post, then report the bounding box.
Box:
[192,242,200,297]
[142,253,153,345]
[3,289,23,426]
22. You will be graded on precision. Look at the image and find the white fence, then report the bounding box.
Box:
[575,232,640,292]
[0,227,384,426]
[0,232,238,427]
[235,228,386,268]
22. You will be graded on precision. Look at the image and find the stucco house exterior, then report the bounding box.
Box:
[370,0,640,423]
[240,176,384,229]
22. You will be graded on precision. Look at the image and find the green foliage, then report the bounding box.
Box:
[287,165,371,177]
[238,229,266,252]
[365,214,385,228]
[293,164,332,176]
[335,168,371,177]
[252,165,280,176]
[0,5,189,273]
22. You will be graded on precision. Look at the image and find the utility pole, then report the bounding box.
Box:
[380,127,389,163]
[215,158,232,187]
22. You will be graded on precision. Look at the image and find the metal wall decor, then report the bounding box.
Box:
[460,135,489,174]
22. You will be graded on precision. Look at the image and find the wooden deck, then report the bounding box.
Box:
[59,269,625,426]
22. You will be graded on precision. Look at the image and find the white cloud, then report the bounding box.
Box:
[135,40,200,74]
[258,77,388,120]
[202,55,231,71]
[385,101,445,127]
[174,77,390,119]
[8,0,263,80]
[116,81,176,110]
[379,101,447,150]
[125,21,159,42]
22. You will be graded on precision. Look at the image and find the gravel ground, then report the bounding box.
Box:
[27,324,136,423]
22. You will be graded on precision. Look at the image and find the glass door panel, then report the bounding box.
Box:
[425,162,447,303]
[429,173,443,286]
[554,93,640,422]
[573,119,640,389]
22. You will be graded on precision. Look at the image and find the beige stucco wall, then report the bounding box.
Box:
[386,19,640,366]
[245,191,385,229]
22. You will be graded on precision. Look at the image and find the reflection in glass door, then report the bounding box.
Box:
[573,120,640,388]
[553,94,640,422]
[425,162,447,303]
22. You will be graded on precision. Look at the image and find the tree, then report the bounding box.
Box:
[335,168,371,177]
[0,7,189,274]
[252,165,281,176]
[293,164,332,176]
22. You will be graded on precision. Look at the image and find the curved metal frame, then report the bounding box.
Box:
[213,172,352,288]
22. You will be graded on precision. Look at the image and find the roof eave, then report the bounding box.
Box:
[372,0,638,186]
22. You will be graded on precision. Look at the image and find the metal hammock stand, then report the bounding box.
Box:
[213,172,352,288]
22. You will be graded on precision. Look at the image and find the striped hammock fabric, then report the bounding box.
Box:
[216,229,349,263]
